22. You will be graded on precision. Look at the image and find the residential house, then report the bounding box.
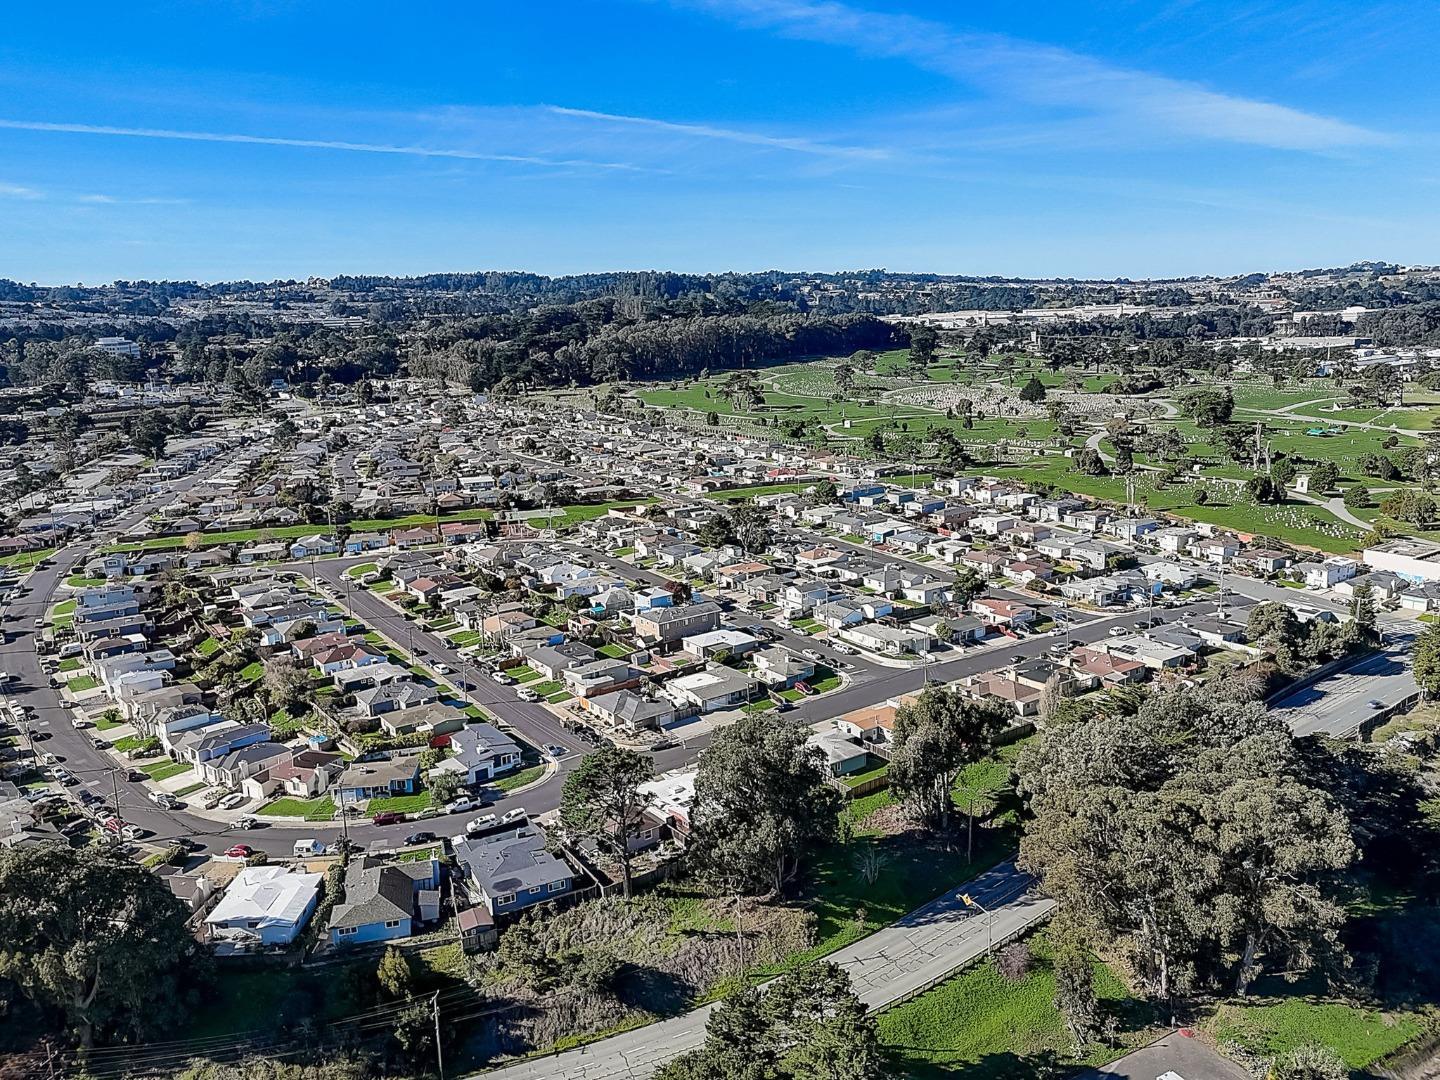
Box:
[583,689,677,732]
[453,823,574,918]
[632,602,722,647]
[206,866,322,946]
[664,666,760,713]
[329,857,442,946]
[335,756,423,806]
[751,647,816,689]
[806,730,870,777]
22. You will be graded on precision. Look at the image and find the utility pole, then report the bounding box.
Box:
[432,991,445,1080]
[111,768,123,826]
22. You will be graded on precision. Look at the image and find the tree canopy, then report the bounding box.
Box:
[559,746,655,898]
[1017,686,1354,1002]
[689,713,842,896]
[655,962,888,1080]
[0,843,208,1046]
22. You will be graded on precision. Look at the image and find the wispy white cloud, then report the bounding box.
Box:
[677,0,1387,152]
[77,193,188,205]
[547,105,889,160]
[0,118,648,172]
[0,181,43,199]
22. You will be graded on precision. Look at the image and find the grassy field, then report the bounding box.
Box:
[66,675,99,692]
[877,933,1156,1078]
[1204,999,1423,1069]
[0,548,54,570]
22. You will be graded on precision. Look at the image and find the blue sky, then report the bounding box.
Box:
[1,1,1434,283]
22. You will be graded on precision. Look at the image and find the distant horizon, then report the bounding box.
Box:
[6,258,1416,291]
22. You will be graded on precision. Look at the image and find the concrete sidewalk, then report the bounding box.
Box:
[474,860,1054,1080]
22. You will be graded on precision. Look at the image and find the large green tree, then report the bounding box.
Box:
[0,844,207,1046]
[559,746,655,898]
[1413,623,1440,697]
[655,962,888,1080]
[887,687,1007,839]
[1017,688,1353,1003]
[690,713,842,896]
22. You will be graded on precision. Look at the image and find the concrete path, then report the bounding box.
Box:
[475,861,1053,1079]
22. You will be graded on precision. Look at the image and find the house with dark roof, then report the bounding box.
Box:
[328,856,441,946]
[453,823,574,918]
[583,689,676,732]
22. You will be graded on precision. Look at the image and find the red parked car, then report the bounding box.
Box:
[224,844,254,859]
[371,811,406,826]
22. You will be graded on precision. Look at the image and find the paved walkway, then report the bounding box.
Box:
[475,861,1054,1079]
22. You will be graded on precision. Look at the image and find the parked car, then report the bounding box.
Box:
[234,815,259,829]
[51,768,76,785]
[224,844,254,859]
[372,811,406,826]
[149,790,178,808]
[433,663,452,675]
[121,824,147,841]
[516,687,540,703]
[125,769,147,783]
[499,808,527,825]
[801,648,824,662]
[491,671,515,685]
[445,795,485,815]
[404,831,437,846]
[546,744,569,757]
[465,813,498,834]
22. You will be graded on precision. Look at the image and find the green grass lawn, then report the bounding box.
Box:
[1204,1000,1423,1070]
[174,781,207,798]
[807,666,842,694]
[511,666,542,683]
[449,630,482,647]
[66,675,99,693]
[877,933,1158,1079]
[367,791,433,814]
[597,642,632,659]
[65,574,107,588]
[112,734,151,752]
[493,763,547,792]
[842,759,889,788]
[530,680,564,696]
[0,547,54,570]
[269,708,312,738]
[238,661,264,683]
[196,636,223,657]
[141,759,191,782]
[345,561,378,578]
[57,657,82,672]
[50,599,76,616]
[260,795,337,820]
[93,711,124,731]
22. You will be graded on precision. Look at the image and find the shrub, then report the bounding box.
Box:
[996,941,1032,983]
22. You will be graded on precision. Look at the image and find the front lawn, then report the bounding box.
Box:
[66,575,106,588]
[807,666,842,694]
[511,666,543,683]
[93,711,124,731]
[141,760,191,782]
[530,680,565,697]
[367,791,433,814]
[345,562,377,578]
[174,781,208,798]
[493,764,547,793]
[260,796,337,820]
[58,658,82,672]
[51,599,75,616]
[66,675,99,693]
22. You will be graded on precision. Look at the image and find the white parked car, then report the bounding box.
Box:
[516,687,540,702]
[433,663,452,675]
[465,813,498,834]
[445,795,484,815]
[500,808,528,825]
[218,792,247,811]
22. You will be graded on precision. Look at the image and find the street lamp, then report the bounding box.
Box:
[960,893,994,957]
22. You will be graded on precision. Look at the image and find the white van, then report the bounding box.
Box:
[292,838,326,858]
[59,642,85,659]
